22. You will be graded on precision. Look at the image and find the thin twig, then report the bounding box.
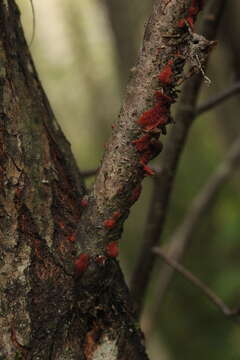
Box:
[130,0,227,317]
[152,247,239,318]
[80,168,98,177]
[196,82,240,115]
[29,0,36,47]
[144,136,240,337]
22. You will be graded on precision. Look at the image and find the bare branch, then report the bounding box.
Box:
[130,0,226,316]
[197,82,240,115]
[152,247,239,318]
[144,135,240,337]
[80,168,98,177]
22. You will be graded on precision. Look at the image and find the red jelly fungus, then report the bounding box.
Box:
[112,210,121,220]
[106,242,119,258]
[74,253,89,274]
[67,234,76,242]
[159,60,174,84]
[137,104,168,131]
[81,199,88,207]
[140,160,155,176]
[178,0,201,29]
[59,222,65,230]
[104,219,116,229]
[140,149,152,164]
[130,184,142,202]
[154,91,173,104]
[132,134,151,152]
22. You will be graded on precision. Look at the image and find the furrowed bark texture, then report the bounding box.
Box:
[0,1,88,358]
[0,0,205,359]
[0,1,151,359]
[130,0,226,316]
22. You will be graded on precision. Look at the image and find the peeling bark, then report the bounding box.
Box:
[0,0,206,359]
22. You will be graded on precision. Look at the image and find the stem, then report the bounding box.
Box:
[152,247,238,318]
[145,136,240,337]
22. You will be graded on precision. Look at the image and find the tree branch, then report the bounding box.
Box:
[152,247,240,319]
[75,0,209,276]
[130,0,227,316]
[196,81,240,115]
[81,168,98,177]
[81,80,240,179]
[144,135,240,337]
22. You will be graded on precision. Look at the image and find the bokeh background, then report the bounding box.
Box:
[17,1,240,359]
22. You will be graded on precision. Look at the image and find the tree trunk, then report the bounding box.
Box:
[0,0,206,358]
[0,1,148,359]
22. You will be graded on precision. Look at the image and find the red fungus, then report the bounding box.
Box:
[103,218,116,229]
[106,242,119,258]
[159,60,174,84]
[74,253,89,275]
[137,104,169,131]
[137,89,172,131]
[112,210,121,220]
[132,134,151,152]
[81,199,88,208]
[59,222,65,230]
[103,210,121,229]
[130,184,142,203]
[178,18,185,28]
[140,160,155,176]
[67,234,76,242]
[154,91,173,104]
[178,0,202,29]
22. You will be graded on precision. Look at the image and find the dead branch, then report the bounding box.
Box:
[197,82,240,115]
[152,247,240,318]
[144,135,240,337]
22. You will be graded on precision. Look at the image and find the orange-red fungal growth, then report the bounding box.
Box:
[112,210,121,220]
[132,134,151,152]
[154,91,173,104]
[104,210,121,229]
[137,104,168,131]
[106,241,119,258]
[137,91,172,131]
[159,60,174,84]
[59,222,65,230]
[130,184,142,203]
[67,233,76,242]
[81,199,88,208]
[178,0,202,29]
[74,253,89,275]
[104,218,116,229]
[178,17,193,29]
[140,161,155,176]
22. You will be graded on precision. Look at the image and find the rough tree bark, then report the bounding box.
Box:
[0,0,208,359]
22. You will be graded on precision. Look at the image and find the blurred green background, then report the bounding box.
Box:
[17,1,240,359]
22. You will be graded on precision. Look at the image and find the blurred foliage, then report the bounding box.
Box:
[17,1,240,359]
